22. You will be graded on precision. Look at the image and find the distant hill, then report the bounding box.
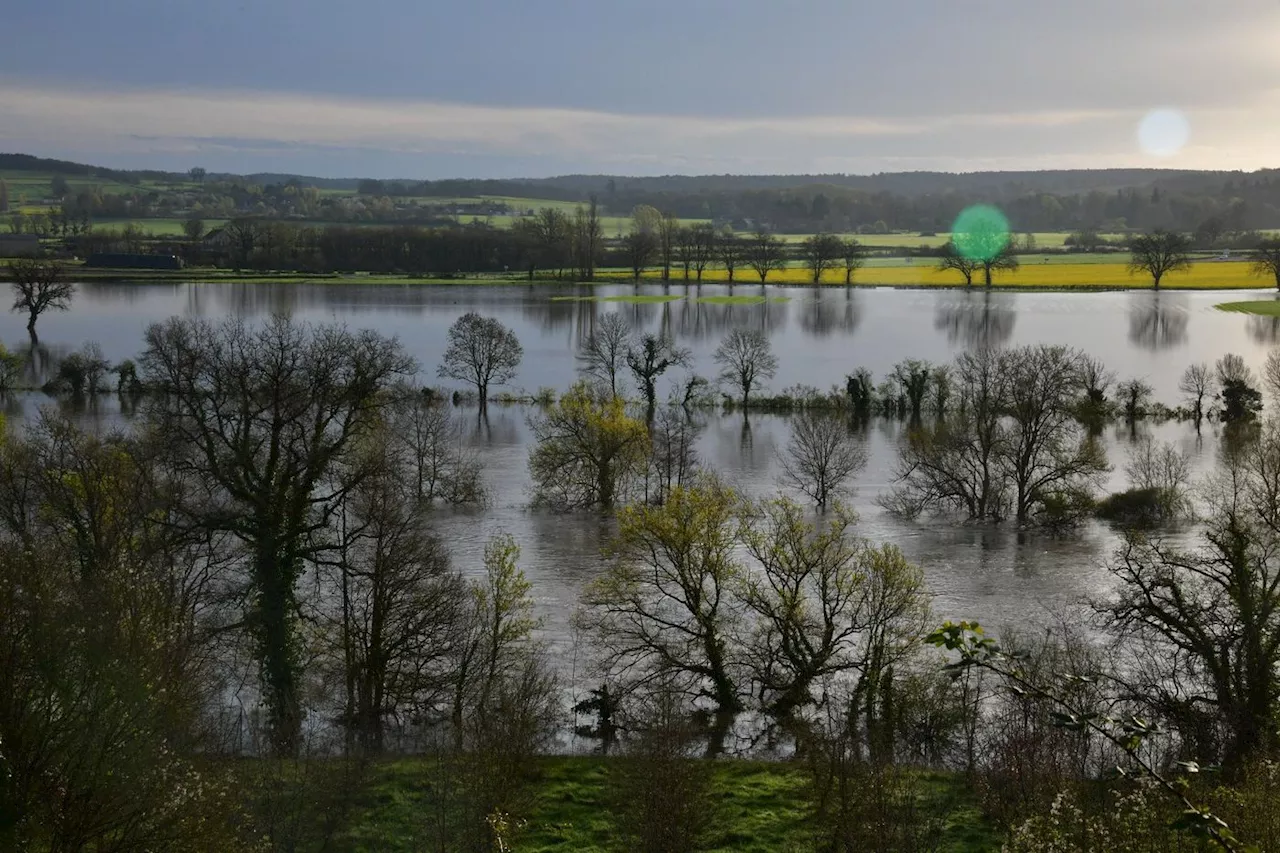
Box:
[0,151,1267,200]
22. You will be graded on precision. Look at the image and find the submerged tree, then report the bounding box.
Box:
[8,259,73,340]
[140,315,415,754]
[885,345,1107,526]
[739,497,930,724]
[627,333,690,417]
[1104,424,1280,775]
[1179,362,1216,428]
[778,411,866,509]
[577,312,632,398]
[319,439,466,752]
[714,328,778,409]
[579,478,744,731]
[528,382,650,511]
[437,312,523,410]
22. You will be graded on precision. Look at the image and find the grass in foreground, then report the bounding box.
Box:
[1215,299,1280,316]
[332,756,999,853]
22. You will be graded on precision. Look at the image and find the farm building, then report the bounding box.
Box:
[85,253,184,270]
[0,234,41,257]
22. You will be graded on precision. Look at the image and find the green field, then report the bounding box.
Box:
[319,756,997,853]
[91,217,229,236]
[1215,299,1280,316]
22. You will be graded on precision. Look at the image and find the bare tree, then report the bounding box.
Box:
[657,211,680,281]
[577,312,632,397]
[646,403,703,506]
[516,207,572,279]
[1124,437,1194,520]
[627,334,691,415]
[318,443,466,752]
[937,241,980,286]
[572,196,604,280]
[390,389,486,505]
[746,230,786,282]
[716,232,743,282]
[1129,230,1192,289]
[885,346,1106,526]
[621,231,658,280]
[1116,377,1154,422]
[779,412,866,508]
[690,223,717,282]
[714,328,778,408]
[1103,427,1280,774]
[8,259,72,339]
[801,233,843,283]
[1251,237,1280,290]
[673,226,696,281]
[437,312,523,410]
[139,315,415,754]
[841,238,866,285]
[979,242,1020,287]
[1179,362,1216,428]
[1265,350,1280,402]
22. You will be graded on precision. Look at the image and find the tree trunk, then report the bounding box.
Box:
[255,538,302,756]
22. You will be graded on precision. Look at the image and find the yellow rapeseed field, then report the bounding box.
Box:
[610,261,1271,290]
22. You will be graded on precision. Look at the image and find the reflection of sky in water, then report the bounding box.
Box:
[37,392,1225,670]
[3,281,1266,659]
[16,281,1275,402]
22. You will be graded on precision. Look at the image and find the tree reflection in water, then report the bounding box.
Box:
[933,290,1016,350]
[799,286,862,338]
[1127,291,1188,352]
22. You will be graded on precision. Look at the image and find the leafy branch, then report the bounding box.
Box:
[926,620,1253,853]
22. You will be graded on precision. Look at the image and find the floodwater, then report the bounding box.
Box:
[7,280,1278,658]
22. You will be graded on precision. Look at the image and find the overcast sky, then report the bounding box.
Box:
[2,0,1278,178]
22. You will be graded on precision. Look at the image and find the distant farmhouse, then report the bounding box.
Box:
[0,234,40,257]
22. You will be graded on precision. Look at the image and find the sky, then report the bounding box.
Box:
[2,0,1279,179]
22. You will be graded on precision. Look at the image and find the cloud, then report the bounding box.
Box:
[0,80,1276,177]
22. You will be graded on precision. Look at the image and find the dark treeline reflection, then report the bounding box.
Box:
[933,290,1017,350]
[1127,291,1189,351]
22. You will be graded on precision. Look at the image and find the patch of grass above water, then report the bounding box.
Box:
[548,294,684,304]
[1215,300,1280,316]
[694,295,791,305]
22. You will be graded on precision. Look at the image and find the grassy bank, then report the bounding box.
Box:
[291,755,998,853]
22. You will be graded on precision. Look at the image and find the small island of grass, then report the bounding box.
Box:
[1215,300,1280,316]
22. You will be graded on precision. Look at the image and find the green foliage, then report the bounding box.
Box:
[302,756,993,852]
[528,382,650,510]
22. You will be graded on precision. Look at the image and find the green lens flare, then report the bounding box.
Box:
[951,205,1010,262]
